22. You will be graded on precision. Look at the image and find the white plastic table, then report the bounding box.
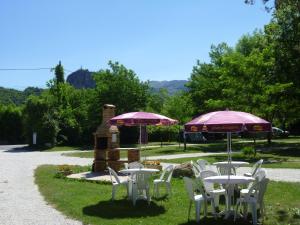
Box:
[204,175,254,219]
[213,161,249,167]
[119,168,159,174]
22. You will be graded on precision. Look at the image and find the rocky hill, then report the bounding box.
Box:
[66,69,95,88]
[66,69,187,94]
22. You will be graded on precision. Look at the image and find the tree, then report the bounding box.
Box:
[0,104,23,144]
[186,29,298,128]
[92,61,149,117]
[162,92,195,124]
[146,88,169,113]
[23,96,59,146]
[54,61,65,84]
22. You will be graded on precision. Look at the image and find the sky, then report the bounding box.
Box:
[0,0,273,90]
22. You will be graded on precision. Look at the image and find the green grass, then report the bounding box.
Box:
[30,145,93,152]
[62,137,300,169]
[35,165,300,225]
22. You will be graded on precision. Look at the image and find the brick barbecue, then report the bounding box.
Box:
[93,104,140,172]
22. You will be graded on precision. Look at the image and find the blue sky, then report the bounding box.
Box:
[0,0,273,90]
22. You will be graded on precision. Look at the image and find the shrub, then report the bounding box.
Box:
[54,165,73,178]
[173,162,193,178]
[242,146,255,158]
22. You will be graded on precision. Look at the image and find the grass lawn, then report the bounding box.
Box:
[30,145,93,152]
[62,137,300,169]
[35,165,300,225]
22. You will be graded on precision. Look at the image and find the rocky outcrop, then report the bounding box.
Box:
[66,69,95,88]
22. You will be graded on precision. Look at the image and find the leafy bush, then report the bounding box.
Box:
[54,165,73,178]
[242,146,255,158]
[0,104,24,144]
[147,125,180,142]
[172,162,193,178]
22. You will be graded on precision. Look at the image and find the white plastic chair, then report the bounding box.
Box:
[235,177,269,225]
[128,161,144,169]
[191,160,201,178]
[244,159,264,177]
[196,159,210,171]
[200,170,227,208]
[132,171,151,206]
[183,177,216,223]
[240,169,267,197]
[108,167,129,201]
[216,164,236,176]
[153,165,174,197]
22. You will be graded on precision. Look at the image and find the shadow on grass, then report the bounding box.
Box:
[82,199,166,218]
[178,216,253,225]
[277,209,289,222]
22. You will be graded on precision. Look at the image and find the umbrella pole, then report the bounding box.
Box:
[227,132,232,179]
[139,124,142,160]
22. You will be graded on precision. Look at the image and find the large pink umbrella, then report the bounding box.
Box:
[184,110,271,176]
[185,110,271,133]
[110,112,178,126]
[110,112,178,150]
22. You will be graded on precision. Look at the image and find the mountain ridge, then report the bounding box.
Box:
[66,69,188,94]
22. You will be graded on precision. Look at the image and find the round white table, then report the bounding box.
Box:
[213,161,249,167]
[119,168,159,174]
[204,175,254,219]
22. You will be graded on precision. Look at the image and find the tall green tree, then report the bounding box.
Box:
[54,61,65,84]
[91,61,149,119]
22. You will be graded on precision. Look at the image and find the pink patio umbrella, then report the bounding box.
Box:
[109,112,178,153]
[184,110,271,177]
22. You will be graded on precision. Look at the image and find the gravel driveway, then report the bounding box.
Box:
[0,145,91,225]
[0,145,299,225]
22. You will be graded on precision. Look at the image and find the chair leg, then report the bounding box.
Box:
[195,201,201,223]
[132,185,137,206]
[188,201,192,222]
[166,182,172,196]
[251,204,257,225]
[213,194,220,208]
[146,188,151,205]
[203,200,207,217]
[234,199,240,222]
[112,185,116,201]
[211,199,217,219]
[243,203,248,220]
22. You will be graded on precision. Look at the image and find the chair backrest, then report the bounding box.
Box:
[216,164,236,176]
[196,159,210,171]
[257,178,269,207]
[128,161,144,169]
[254,168,267,182]
[251,159,264,176]
[183,177,195,201]
[191,160,201,178]
[200,170,218,192]
[165,165,174,182]
[108,167,120,184]
[135,171,151,189]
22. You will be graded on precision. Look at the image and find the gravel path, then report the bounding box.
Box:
[0,145,299,225]
[0,145,91,225]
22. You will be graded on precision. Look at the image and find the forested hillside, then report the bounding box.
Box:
[0,87,43,105]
